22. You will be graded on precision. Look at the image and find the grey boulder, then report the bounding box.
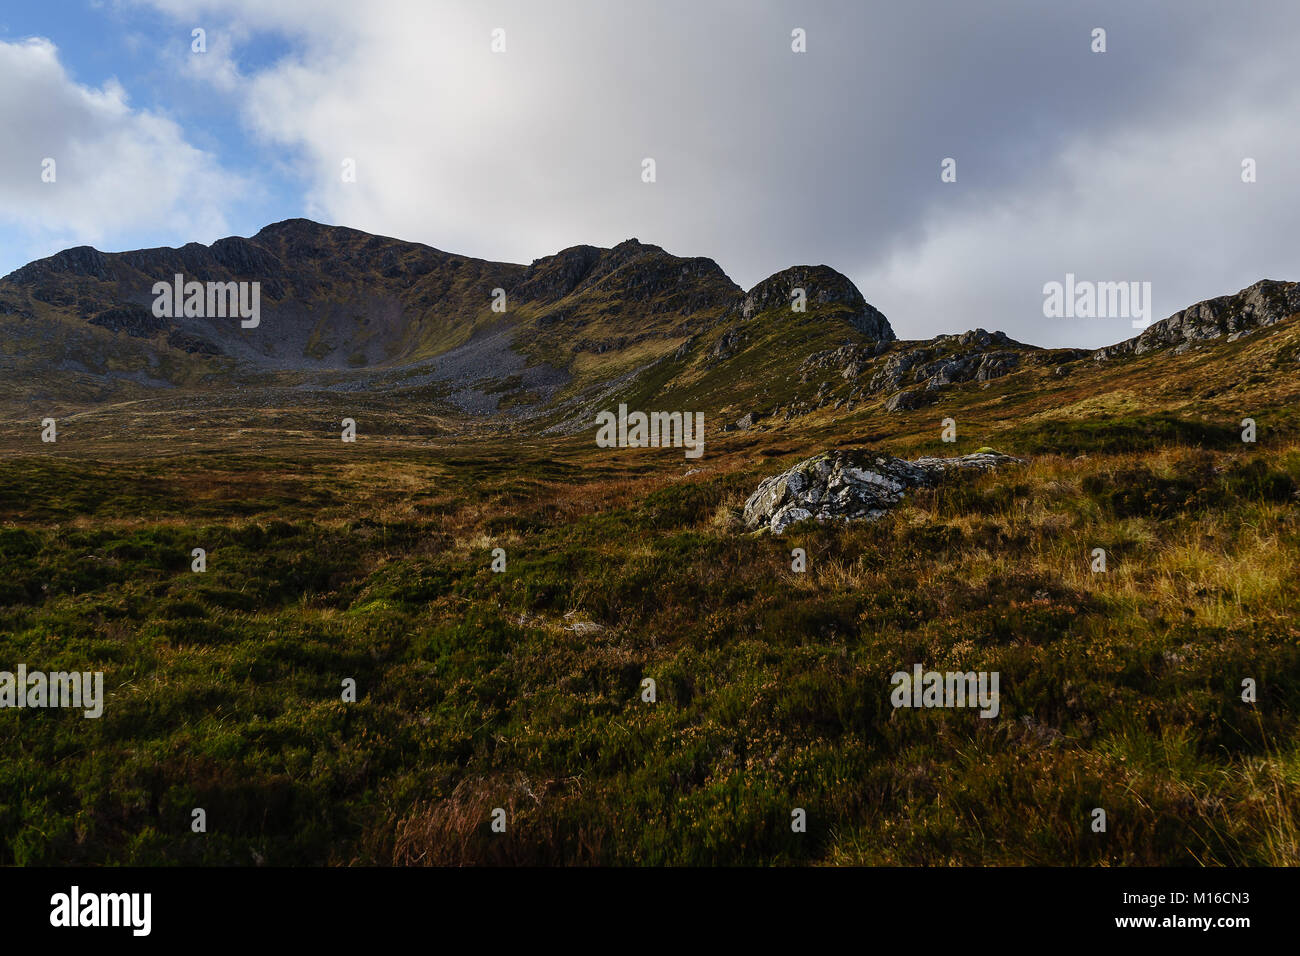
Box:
[743,448,1022,534]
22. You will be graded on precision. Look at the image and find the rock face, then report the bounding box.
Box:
[709,328,748,364]
[869,330,1028,395]
[1094,279,1300,359]
[88,304,168,338]
[519,238,741,319]
[781,328,1049,420]
[736,265,895,341]
[884,389,926,412]
[743,448,1022,534]
[6,245,112,284]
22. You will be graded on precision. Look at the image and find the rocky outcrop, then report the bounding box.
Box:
[0,297,32,319]
[709,328,749,364]
[941,329,1016,350]
[788,330,1033,415]
[88,304,169,338]
[743,448,1023,534]
[1094,279,1300,359]
[784,329,1038,419]
[512,245,604,302]
[884,389,927,412]
[869,330,1029,395]
[209,236,287,283]
[527,239,741,317]
[737,265,895,341]
[799,342,891,380]
[166,330,222,354]
[5,245,112,284]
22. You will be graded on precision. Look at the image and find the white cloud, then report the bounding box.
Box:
[860,66,1300,346]
[131,0,833,268]
[0,36,243,273]
[24,0,1300,349]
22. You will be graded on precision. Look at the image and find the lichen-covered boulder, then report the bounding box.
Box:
[742,448,1022,534]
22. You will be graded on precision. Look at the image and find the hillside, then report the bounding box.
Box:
[1,225,1298,867]
[0,220,883,421]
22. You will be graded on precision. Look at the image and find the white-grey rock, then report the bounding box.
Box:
[742,448,1023,534]
[1094,279,1300,360]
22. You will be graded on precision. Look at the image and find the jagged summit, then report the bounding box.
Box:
[253,217,340,239]
[0,221,897,416]
[2,219,1295,428]
[4,245,113,284]
[738,265,895,341]
[518,239,740,312]
[1095,279,1300,359]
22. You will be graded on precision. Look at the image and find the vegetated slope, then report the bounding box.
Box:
[0,220,894,421]
[1,233,1299,865]
[5,220,1296,444]
[0,222,760,414]
[0,394,1296,864]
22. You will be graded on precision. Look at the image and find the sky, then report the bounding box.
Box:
[1,0,1297,347]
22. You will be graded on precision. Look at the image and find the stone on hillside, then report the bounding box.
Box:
[885,389,926,412]
[710,329,747,364]
[742,448,1023,534]
[975,351,1021,381]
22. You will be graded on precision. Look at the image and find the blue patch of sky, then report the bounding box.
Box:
[1,0,308,259]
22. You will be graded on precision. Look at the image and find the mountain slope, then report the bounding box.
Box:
[1095,279,1300,359]
[0,220,895,418]
[2,221,1298,438]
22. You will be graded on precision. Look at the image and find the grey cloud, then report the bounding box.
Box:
[61,1,1300,345]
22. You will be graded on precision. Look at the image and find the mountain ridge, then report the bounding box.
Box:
[1,219,1297,429]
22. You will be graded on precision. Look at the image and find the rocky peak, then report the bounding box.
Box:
[5,245,111,284]
[936,328,1021,349]
[252,218,345,243]
[517,245,605,302]
[553,241,740,314]
[1095,279,1300,360]
[738,265,895,341]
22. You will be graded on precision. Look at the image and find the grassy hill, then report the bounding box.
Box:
[0,227,1297,865]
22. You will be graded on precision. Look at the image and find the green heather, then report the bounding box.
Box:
[1,400,1297,865]
[1,223,1297,865]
